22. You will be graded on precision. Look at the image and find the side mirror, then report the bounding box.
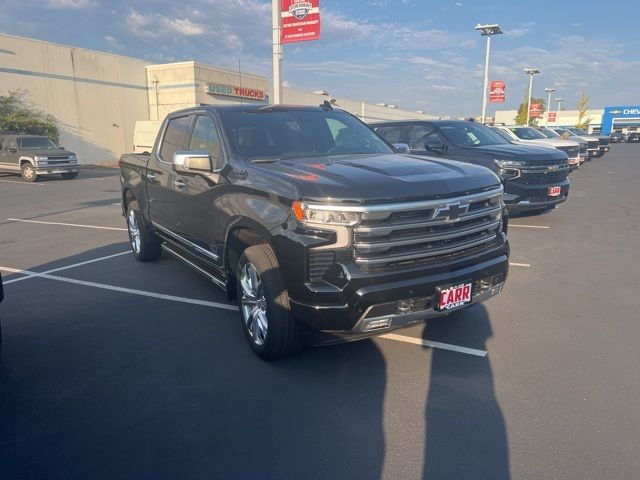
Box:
[392,143,410,154]
[173,150,213,174]
[8,148,17,154]
[425,143,445,155]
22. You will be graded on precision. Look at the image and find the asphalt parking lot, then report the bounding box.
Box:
[1,146,639,480]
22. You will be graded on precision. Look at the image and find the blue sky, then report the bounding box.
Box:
[1,0,639,116]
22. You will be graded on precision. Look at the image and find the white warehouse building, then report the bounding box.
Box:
[0,34,436,164]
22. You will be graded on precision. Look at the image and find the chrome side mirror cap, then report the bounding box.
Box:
[392,143,410,154]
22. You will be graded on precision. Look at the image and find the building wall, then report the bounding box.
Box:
[494,109,606,133]
[0,34,149,163]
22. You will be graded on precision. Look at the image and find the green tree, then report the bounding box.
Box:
[0,89,59,143]
[514,86,546,126]
[576,90,592,129]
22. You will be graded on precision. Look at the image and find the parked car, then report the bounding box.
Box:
[563,127,610,157]
[609,131,623,143]
[0,271,3,359]
[119,105,510,359]
[373,120,571,214]
[0,134,79,182]
[537,127,588,163]
[626,132,640,143]
[492,125,581,170]
[552,128,603,159]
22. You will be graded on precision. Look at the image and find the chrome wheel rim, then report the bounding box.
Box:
[240,263,268,346]
[23,165,34,179]
[127,209,141,254]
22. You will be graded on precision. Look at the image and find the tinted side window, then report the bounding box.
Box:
[5,138,18,151]
[410,126,443,150]
[188,116,223,169]
[375,126,404,144]
[159,116,191,162]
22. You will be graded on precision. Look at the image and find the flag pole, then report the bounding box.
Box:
[272,0,282,104]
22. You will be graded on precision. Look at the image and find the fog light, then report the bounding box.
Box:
[364,318,392,332]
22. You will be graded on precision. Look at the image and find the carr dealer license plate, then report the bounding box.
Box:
[548,185,562,197]
[436,282,472,311]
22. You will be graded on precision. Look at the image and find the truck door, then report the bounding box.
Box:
[1,138,20,170]
[172,113,227,270]
[146,115,193,234]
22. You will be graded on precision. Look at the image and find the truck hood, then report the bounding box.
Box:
[525,138,579,148]
[251,153,500,204]
[24,148,76,156]
[459,143,568,161]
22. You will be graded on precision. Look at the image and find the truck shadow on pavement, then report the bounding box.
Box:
[422,305,510,480]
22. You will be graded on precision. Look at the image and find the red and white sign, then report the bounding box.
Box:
[548,186,562,197]
[548,111,557,122]
[436,282,472,311]
[281,0,321,44]
[489,80,506,103]
[206,84,266,101]
[530,102,542,118]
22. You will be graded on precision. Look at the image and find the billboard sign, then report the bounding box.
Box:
[548,111,557,122]
[206,84,266,101]
[530,102,542,118]
[489,80,505,103]
[281,0,321,44]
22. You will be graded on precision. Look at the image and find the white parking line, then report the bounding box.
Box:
[3,251,131,285]
[6,218,127,231]
[0,265,239,311]
[509,224,550,229]
[509,262,531,268]
[0,179,45,186]
[380,333,487,357]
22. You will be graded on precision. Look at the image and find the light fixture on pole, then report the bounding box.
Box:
[272,0,282,104]
[555,97,564,125]
[544,87,556,126]
[523,67,540,125]
[475,23,503,124]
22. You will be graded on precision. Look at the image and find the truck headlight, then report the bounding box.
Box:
[68,155,77,163]
[292,201,359,226]
[493,159,525,169]
[34,155,48,164]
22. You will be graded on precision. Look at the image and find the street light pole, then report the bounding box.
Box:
[272,0,282,104]
[555,98,564,125]
[523,67,540,125]
[545,87,556,126]
[475,24,503,124]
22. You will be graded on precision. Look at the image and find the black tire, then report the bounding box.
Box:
[126,200,162,262]
[20,163,38,182]
[61,171,79,180]
[236,244,301,360]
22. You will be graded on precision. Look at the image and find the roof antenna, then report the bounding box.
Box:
[320,100,333,110]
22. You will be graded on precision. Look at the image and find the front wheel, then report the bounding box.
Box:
[61,171,79,180]
[126,201,162,262]
[237,244,301,360]
[20,163,38,182]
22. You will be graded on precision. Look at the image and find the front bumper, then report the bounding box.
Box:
[290,247,509,344]
[34,165,79,174]
[504,177,570,212]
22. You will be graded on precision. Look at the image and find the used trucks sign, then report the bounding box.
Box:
[206,84,266,101]
[281,0,321,44]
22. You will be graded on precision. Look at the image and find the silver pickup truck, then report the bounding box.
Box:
[0,134,79,182]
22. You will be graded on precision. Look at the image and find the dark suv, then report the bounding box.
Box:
[0,134,79,182]
[373,120,570,214]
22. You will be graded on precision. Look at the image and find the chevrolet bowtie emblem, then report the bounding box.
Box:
[432,202,470,221]
[610,110,622,115]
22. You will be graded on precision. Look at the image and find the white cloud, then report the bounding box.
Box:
[104,35,122,49]
[47,0,96,9]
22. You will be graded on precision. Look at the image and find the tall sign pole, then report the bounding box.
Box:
[481,35,491,124]
[272,0,282,104]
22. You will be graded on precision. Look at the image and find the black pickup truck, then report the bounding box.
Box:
[119,105,509,359]
[373,120,571,214]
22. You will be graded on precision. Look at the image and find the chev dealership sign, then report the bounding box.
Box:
[206,84,266,101]
[601,105,640,134]
[281,0,321,44]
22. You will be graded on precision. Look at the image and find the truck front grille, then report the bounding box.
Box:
[352,188,503,272]
[579,144,588,154]
[515,171,569,185]
[587,140,599,150]
[557,146,579,158]
[598,138,610,147]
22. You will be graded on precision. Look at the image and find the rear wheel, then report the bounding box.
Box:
[61,171,79,180]
[126,201,162,261]
[20,163,38,182]
[237,244,301,360]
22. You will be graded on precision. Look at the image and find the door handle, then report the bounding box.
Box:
[174,179,185,189]
[147,172,156,181]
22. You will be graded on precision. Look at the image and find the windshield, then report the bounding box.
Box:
[539,127,561,138]
[19,137,58,150]
[511,127,546,140]
[220,109,392,160]
[567,127,589,135]
[554,129,575,137]
[438,122,509,147]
